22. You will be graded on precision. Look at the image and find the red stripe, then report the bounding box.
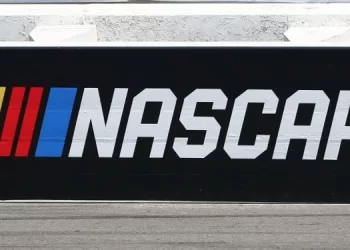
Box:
[0,87,25,156]
[15,87,43,157]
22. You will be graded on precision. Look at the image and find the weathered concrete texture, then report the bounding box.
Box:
[1,4,350,42]
[288,15,350,27]
[0,16,86,41]
[90,16,288,41]
[0,17,37,41]
[0,15,289,42]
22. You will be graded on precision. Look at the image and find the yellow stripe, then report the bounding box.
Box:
[0,87,5,111]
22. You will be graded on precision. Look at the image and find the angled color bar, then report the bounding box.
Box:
[0,87,5,111]
[35,88,77,157]
[15,87,44,157]
[0,87,25,157]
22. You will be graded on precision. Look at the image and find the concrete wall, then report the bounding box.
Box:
[1,4,350,42]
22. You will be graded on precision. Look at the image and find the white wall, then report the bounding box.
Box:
[0,4,350,42]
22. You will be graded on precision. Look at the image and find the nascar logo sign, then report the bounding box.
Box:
[1,45,350,202]
[0,86,348,160]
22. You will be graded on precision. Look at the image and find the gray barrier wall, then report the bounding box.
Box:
[1,4,350,42]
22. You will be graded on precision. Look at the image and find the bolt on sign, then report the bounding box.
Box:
[1,45,350,202]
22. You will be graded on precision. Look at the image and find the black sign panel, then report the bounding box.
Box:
[1,45,350,202]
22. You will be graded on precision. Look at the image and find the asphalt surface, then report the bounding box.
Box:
[2,0,350,3]
[0,203,350,249]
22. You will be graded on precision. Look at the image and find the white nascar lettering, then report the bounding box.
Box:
[69,88,128,158]
[324,91,350,160]
[273,90,329,160]
[224,89,278,159]
[120,88,176,158]
[173,89,227,158]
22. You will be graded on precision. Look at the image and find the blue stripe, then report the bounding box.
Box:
[35,88,77,157]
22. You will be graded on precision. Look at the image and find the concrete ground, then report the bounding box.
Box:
[0,203,350,249]
[2,0,350,2]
